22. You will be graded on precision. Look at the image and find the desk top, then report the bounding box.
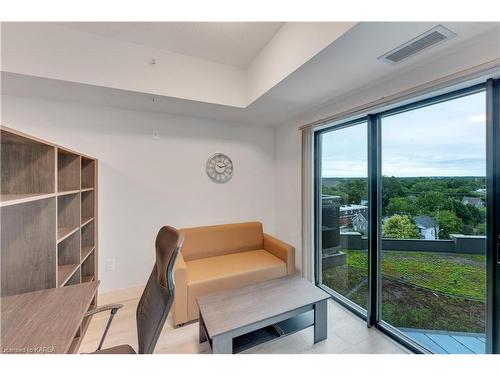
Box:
[197,275,330,337]
[1,281,99,354]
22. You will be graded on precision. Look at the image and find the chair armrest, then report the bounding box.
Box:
[173,252,188,326]
[263,233,295,275]
[84,303,124,351]
[84,303,124,318]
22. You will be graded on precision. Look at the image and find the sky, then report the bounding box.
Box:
[321,91,486,178]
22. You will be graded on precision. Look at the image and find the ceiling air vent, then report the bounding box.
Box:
[379,25,456,64]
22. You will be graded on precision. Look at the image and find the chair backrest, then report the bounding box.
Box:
[136,226,183,354]
[180,221,263,261]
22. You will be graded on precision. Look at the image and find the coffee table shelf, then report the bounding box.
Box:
[232,310,314,353]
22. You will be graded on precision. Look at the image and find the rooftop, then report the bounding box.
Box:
[340,204,368,211]
[462,197,483,205]
[414,215,437,229]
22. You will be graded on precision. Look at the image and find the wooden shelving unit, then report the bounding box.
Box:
[1,125,98,352]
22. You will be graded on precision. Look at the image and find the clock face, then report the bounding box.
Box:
[206,153,233,183]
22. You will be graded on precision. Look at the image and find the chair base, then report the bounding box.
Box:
[90,344,137,354]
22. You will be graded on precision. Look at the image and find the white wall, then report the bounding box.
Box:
[245,22,355,104]
[2,23,247,107]
[273,123,303,271]
[1,95,278,292]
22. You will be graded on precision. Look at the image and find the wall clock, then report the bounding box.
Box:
[206,153,233,183]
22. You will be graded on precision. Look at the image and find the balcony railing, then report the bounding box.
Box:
[338,232,486,255]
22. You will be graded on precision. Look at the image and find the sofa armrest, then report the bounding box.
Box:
[263,233,295,275]
[173,252,188,326]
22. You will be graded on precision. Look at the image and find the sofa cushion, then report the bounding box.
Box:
[180,222,263,261]
[185,249,287,321]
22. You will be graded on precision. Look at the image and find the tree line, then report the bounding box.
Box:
[322,176,486,239]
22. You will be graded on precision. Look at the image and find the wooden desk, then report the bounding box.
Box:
[1,281,99,354]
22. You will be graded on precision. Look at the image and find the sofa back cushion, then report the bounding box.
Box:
[180,222,263,261]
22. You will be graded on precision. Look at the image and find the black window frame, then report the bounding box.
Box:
[314,118,369,321]
[313,80,500,354]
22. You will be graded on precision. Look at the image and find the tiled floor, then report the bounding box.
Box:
[79,286,410,354]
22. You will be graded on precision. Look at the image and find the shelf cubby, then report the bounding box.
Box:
[57,193,80,242]
[81,157,95,189]
[81,251,95,283]
[1,198,57,296]
[1,129,55,204]
[57,263,80,287]
[81,190,94,225]
[64,266,81,287]
[81,220,95,249]
[81,245,95,263]
[58,230,80,269]
[58,149,80,192]
[81,275,95,283]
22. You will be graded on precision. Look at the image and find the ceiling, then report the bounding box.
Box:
[57,22,284,68]
[3,22,500,127]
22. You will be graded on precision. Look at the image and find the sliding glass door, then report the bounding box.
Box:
[380,89,487,354]
[316,121,369,313]
[314,80,500,354]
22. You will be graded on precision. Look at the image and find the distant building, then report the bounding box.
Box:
[475,188,486,194]
[321,195,341,253]
[340,204,368,228]
[352,212,369,235]
[414,215,439,240]
[462,196,485,209]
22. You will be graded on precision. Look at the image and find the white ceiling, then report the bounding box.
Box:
[57,22,284,68]
[3,22,500,127]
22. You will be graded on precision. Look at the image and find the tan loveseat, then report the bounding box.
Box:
[172,222,295,326]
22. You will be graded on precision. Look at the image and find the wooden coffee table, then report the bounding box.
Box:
[197,275,330,354]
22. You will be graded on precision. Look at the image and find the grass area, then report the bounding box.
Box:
[345,250,486,300]
[379,279,486,332]
[322,250,487,332]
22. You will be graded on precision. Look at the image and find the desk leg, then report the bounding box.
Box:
[199,313,207,344]
[212,333,232,354]
[314,300,328,343]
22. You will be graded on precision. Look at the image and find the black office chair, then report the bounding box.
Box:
[87,226,183,354]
